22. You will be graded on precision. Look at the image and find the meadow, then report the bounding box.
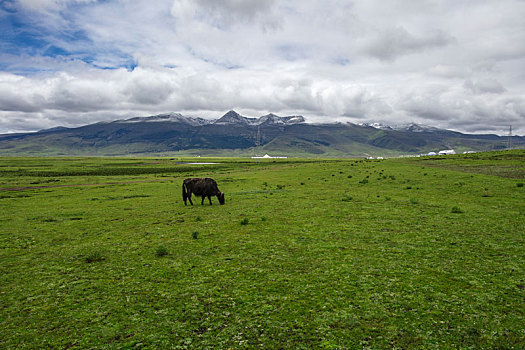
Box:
[1,151,524,349]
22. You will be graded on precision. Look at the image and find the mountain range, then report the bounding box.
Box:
[0,110,522,157]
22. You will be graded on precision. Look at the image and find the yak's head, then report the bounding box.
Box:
[218,192,225,205]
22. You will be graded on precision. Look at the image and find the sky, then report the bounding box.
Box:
[1,0,525,135]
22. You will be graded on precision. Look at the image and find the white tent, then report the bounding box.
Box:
[251,154,287,159]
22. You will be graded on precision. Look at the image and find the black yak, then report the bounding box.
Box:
[182,178,225,205]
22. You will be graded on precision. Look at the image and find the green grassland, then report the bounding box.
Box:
[1,152,524,349]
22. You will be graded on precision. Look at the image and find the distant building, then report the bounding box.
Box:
[438,149,456,155]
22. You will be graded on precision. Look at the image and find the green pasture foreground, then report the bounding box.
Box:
[1,152,524,349]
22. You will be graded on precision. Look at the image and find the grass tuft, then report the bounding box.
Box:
[85,250,105,263]
[451,206,464,213]
[155,245,168,257]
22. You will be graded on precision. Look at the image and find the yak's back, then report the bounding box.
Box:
[184,178,219,195]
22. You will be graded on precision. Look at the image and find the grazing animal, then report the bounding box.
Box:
[183,178,225,205]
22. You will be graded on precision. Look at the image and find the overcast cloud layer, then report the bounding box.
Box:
[1,0,525,135]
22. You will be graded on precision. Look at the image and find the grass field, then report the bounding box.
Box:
[1,151,524,349]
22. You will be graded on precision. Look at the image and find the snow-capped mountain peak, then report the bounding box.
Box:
[214,110,252,125]
[214,111,305,126]
[115,110,305,127]
[361,122,442,133]
[117,113,208,126]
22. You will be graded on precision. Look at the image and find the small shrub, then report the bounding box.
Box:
[410,198,419,204]
[192,231,199,239]
[451,206,463,214]
[85,250,105,263]
[347,175,352,178]
[240,218,249,225]
[359,179,369,184]
[385,196,391,201]
[342,195,353,202]
[405,186,412,190]
[276,185,284,190]
[517,183,524,188]
[261,216,267,222]
[155,246,168,257]
[195,216,202,222]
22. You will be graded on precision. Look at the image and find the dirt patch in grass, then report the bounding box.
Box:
[0,179,169,192]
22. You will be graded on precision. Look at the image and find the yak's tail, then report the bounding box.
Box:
[182,182,188,205]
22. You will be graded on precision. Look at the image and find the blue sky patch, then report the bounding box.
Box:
[0,3,136,72]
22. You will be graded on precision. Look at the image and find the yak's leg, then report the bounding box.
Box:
[188,191,193,205]
[208,195,213,205]
[201,196,205,205]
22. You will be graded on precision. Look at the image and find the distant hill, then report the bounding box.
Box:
[0,110,522,157]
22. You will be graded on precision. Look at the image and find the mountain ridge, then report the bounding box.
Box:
[0,110,522,156]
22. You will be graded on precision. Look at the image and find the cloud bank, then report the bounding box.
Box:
[1,0,525,135]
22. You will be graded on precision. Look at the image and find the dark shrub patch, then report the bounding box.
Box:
[451,206,463,214]
[342,195,353,202]
[85,250,105,263]
[155,246,168,257]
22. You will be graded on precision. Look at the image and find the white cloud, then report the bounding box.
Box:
[464,78,507,94]
[171,0,280,30]
[360,26,454,61]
